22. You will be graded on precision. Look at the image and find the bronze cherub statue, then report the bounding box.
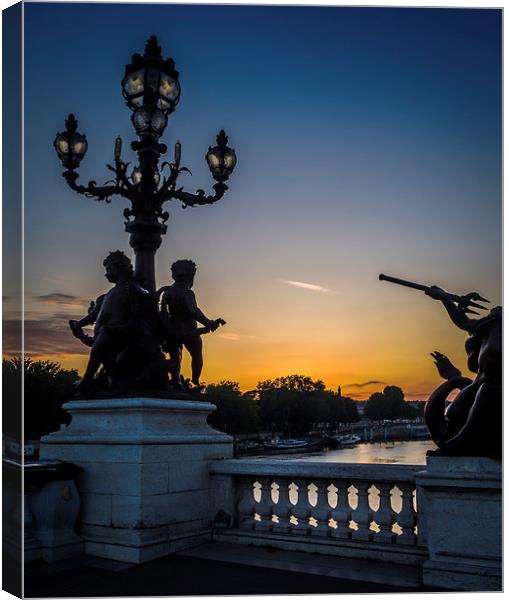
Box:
[157,260,225,392]
[69,251,168,394]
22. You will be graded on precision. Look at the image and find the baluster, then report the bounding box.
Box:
[291,478,312,535]
[236,476,256,530]
[395,483,416,545]
[351,481,373,541]
[311,479,331,536]
[272,478,291,534]
[330,480,351,539]
[288,481,299,532]
[254,477,274,531]
[373,482,395,543]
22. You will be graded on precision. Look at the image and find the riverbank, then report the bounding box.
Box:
[236,440,435,464]
[235,422,430,457]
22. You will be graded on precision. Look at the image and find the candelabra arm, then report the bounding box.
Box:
[169,182,228,207]
[63,170,134,203]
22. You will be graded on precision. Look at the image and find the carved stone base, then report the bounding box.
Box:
[40,397,233,563]
[415,454,502,591]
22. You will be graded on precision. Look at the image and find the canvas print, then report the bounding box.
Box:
[2,2,502,597]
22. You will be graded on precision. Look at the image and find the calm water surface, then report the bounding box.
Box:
[262,440,435,465]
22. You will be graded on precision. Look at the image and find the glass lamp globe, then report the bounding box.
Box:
[132,105,167,138]
[131,168,143,185]
[206,130,237,183]
[131,167,161,186]
[122,36,181,115]
[223,149,237,171]
[54,114,88,170]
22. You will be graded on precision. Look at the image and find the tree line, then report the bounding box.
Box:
[207,375,360,436]
[4,357,424,440]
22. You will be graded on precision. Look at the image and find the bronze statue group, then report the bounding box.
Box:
[69,252,501,460]
[69,251,225,397]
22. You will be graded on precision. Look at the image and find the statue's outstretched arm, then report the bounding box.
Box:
[441,298,477,332]
[185,290,217,328]
[426,286,479,332]
[77,295,104,327]
[69,295,105,347]
[430,351,462,380]
[189,302,213,327]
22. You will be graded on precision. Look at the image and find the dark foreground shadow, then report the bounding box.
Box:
[22,553,442,598]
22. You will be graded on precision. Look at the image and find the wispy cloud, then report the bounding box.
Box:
[344,380,387,388]
[280,279,333,293]
[218,333,241,341]
[34,293,86,307]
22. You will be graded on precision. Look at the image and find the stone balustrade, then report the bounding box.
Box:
[37,396,501,590]
[209,460,426,566]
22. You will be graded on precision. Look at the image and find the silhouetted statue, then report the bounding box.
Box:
[69,251,168,394]
[158,260,225,392]
[424,287,501,459]
[379,274,501,459]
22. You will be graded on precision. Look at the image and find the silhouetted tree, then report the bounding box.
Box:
[3,357,79,440]
[364,385,416,421]
[206,380,261,435]
[324,394,359,424]
[340,396,361,423]
[257,375,331,435]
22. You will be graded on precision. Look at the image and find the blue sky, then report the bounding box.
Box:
[10,3,502,396]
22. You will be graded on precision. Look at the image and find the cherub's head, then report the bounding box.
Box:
[171,259,196,287]
[103,251,134,283]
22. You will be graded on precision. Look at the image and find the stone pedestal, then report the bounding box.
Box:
[415,454,502,591]
[40,397,233,563]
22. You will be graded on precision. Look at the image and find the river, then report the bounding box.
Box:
[257,440,435,465]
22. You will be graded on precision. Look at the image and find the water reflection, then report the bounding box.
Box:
[266,440,435,465]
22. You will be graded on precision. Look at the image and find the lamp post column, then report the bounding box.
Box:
[126,218,166,293]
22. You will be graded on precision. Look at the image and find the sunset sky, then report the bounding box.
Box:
[5,3,502,400]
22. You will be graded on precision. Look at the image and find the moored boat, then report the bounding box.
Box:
[330,433,362,446]
[264,438,309,450]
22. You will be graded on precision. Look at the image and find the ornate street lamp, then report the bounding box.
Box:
[54,36,237,292]
[206,130,237,183]
[53,114,88,170]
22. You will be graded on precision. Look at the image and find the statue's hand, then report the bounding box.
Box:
[69,319,83,338]
[456,292,490,316]
[69,319,94,347]
[431,351,462,380]
[426,286,448,301]
[208,318,226,332]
